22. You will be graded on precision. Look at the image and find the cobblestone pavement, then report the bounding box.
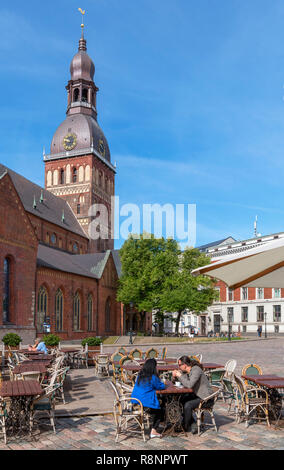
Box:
[2,399,284,450]
[2,339,284,450]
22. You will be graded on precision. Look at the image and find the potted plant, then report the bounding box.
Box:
[81,337,102,365]
[43,334,60,348]
[2,333,22,357]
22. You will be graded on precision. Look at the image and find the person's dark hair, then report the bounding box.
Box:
[137,358,159,384]
[178,355,203,371]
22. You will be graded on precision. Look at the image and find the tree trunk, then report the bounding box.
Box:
[175,311,183,335]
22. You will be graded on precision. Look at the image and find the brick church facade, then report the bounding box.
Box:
[0,30,124,343]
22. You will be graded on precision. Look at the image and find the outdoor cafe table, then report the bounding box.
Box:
[59,348,81,368]
[13,363,48,375]
[202,363,224,370]
[156,382,193,436]
[0,380,43,438]
[242,375,284,422]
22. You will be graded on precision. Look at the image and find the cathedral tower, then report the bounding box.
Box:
[44,27,115,253]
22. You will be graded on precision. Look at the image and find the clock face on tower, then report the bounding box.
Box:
[98,139,106,157]
[63,133,77,151]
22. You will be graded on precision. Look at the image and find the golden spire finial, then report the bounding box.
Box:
[78,8,86,35]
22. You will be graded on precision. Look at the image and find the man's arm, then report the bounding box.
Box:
[179,367,202,389]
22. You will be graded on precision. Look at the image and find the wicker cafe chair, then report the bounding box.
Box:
[224,359,237,379]
[130,348,143,360]
[161,347,167,360]
[119,355,139,386]
[190,355,202,363]
[241,364,263,387]
[234,375,270,428]
[145,348,159,359]
[194,389,220,435]
[222,377,239,418]
[117,347,128,356]
[207,368,226,401]
[95,355,110,377]
[72,345,89,369]
[29,383,60,435]
[110,382,146,442]
[110,352,123,383]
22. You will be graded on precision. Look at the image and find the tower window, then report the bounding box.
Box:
[73,168,77,183]
[74,88,80,102]
[77,204,81,214]
[82,88,88,103]
[60,169,64,185]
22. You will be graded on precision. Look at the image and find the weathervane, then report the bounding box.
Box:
[78,8,86,35]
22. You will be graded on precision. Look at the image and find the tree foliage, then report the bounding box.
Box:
[117,234,217,333]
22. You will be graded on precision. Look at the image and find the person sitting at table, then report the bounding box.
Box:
[28,337,48,354]
[172,356,213,434]
[131,358,165,439]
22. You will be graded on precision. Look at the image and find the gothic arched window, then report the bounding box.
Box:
[87,294,93,331]
[73,292,81,331]
[55,289,63,332]
[3,257,11,323]
[37,286,48,332]
[105,297,111,332]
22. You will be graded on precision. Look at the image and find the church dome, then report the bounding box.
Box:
[70,38,95,82]
[50,113,111,162]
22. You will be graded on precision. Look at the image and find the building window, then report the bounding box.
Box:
[256,288,264,300]
[241,306,248,322]
[55,289,63,332]
[3,257,11,323]
[37,286,48,333]
[257,306,264,322]
[227,307,234,323]
[214,287,220,302]
[273,305,281,322]
[87,294,93,331]
[227,288,234,301]
[82,88,88,102]
[73,168,77,183]
[51,233,57,245]
[275,325,279,334]
[74,88,80,102]
[77,204,81,214]
[242,325,247,333]
[241,288,248,300]
[73,292,81,331]
[273,288,281,298]
[60,169,65,185]
[105,297,111,332]
[73,242,78,253]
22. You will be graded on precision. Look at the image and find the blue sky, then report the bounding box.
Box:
[2,0,284,249]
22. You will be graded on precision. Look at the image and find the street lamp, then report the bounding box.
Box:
[129,302,134,345]
[264,312,267,339]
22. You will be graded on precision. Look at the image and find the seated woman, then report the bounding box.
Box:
[131,358,165,438]
[28,337,48,354]
[172,356,213,434]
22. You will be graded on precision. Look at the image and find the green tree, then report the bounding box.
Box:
[160,248,217,334]
[117,234,181,332]
[117,235,216,335]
